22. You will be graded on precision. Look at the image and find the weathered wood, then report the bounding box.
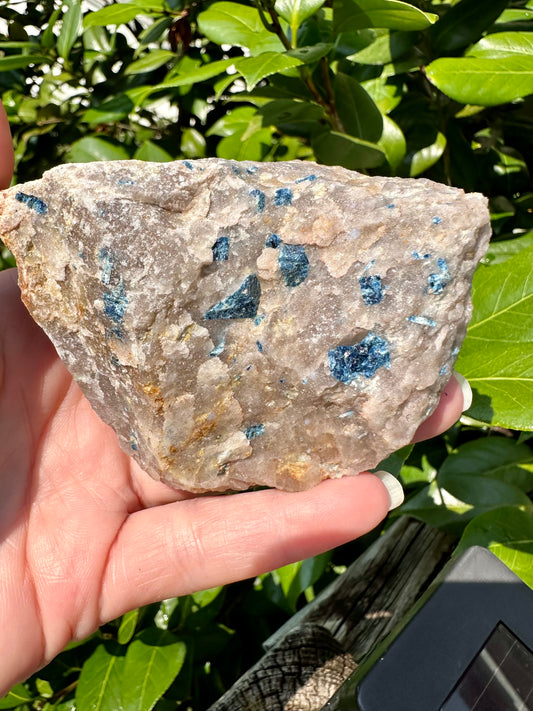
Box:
[208,517,455,711]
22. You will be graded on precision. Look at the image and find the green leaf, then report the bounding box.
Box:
[217,127,273,161]
[134,141,173,162]
[274,0,325,40]
[82,95,134,125]
[118,629,186,711]
[286,42,333,64]
[124,49,177,75]
[76,643,125,711]
[485,232,533,265]
[156,58,234,90]
[467,32,533,59]
[347,29,414,65]
[84,3,161,29]
[257,99,326,136]
[180,127,206,159]
[65,136,130,162]
[0,54,50,70]
[334,71,383,142]
[334,0,437,33]
[0,684,34,709]
[456,506,533,589]
[426,56,533,107]
[197,2,285,55]
[456,246,533,431]
[57,0,82,60]
[405,130,446,177]
[207,106,259,137]
[439,438,533,493]
[312,130,386,170]
[118,608,140,644]
[234,52,302,91]
[430,0,508,55]
[377,115,406,171]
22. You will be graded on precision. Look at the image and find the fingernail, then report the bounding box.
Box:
[454,370,473,412]
[374,471,404,511]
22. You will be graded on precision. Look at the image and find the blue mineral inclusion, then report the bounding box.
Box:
[265,234,281,248]
[130,430,139,451]
[183,160,194,170]
[205,274,261,320]
[408,315,437,327]
[256,340,263,353]
[212,236,229,261]
[104,282,128,324]
[254,314,265,326]
[440,365,448,376]
[210,339,225,357]
[432,216,442,225]
[245,424,265,440]
[250,189,265,213]
[412,251,431,260]
[295,174,316,184]
[328,332,390,384]
[15,192,48,214]
[275,188,293,206]
[279,244,309,287]
[117,178,134,186]
[359,275,383,305]
[428,257,450,295]
[246,165,259,174]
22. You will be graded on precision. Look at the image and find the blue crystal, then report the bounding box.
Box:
[245,424,265,440]
[205,274,261,320]
[408,315,436,327]
[212,236,229,261]
[279,244,309,287]
[265,234,281,248]
[275,188,293,206]
[15,192,48,214]
[359,275,383,305]
[250,189,265,213]
[328,332,390,383]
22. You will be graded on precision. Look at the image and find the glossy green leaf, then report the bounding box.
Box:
[66,136,130,162]
[496,8,533,25]
[234,52,302,91]
[406,130,446,177]
[57,0,82,60]
[0,54,50,70]
[377,115,406,171]
[456,246,533,430]
[41,7,62,48]
[76,643,125,711]
[467,32,533,59]
[334,0,437,33]
[257,99,325,136]
[82,95,134,125]
[124,49,176,75]
[361,76,403,114]
[312,130,386,169]
[430,0,507,55]
[197,2,285,55]
[426,56,533,107]
[84,3,161,29]
[207,106,259,138]
[286,42,333,64]
[456,506,533,589]
[180,127,206,159]
[485,232,533,265]
[157,58,234,90]
[118,629,186,711]
[118,608,140,644]
[334,71,383,142]
[439,438,533,493]
[217,127,273,161]
[275,0,325,40]
[0,684,34,709]
[347,29,414,65]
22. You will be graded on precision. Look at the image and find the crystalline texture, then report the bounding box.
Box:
[0,160,491,492]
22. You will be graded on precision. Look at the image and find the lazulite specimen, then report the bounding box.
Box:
[0,160,490,492]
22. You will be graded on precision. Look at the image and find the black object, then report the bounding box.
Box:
[327,546,533,710]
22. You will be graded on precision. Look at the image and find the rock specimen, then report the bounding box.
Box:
[0,160,490,492]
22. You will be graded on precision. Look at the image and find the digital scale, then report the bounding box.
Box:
[327,546,533,711]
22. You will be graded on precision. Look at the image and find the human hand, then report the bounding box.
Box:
[0,102,468,694]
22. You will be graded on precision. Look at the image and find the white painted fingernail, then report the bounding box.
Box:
[374,471,404,511]
[454,370,473,412]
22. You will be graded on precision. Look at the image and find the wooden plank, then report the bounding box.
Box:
[208,517,455,711]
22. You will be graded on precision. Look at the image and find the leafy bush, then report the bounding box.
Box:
[1,0,532,707]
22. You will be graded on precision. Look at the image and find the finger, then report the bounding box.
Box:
[0,102,14,189]
[412,373,470,443]
[99,473,390,622]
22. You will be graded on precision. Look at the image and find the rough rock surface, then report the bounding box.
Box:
[0,160,490,492]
